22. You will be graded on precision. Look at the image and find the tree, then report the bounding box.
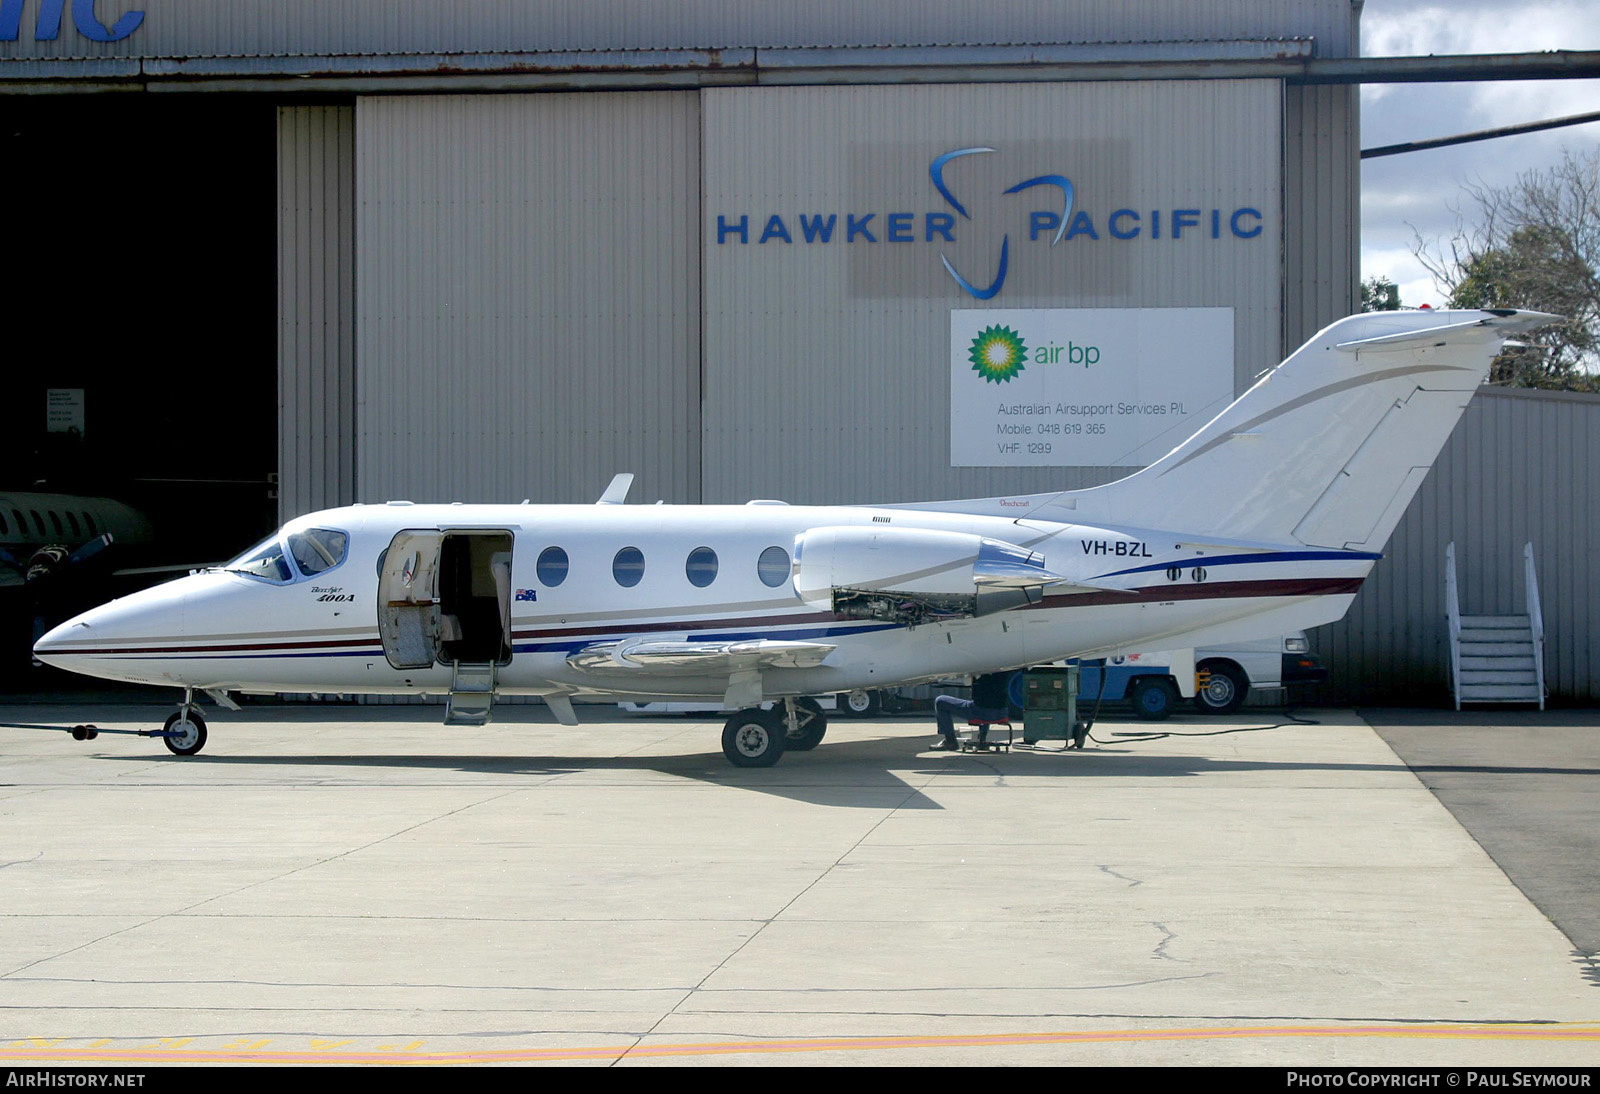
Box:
[1416,147,1600,391]
[1361,275,1401,312]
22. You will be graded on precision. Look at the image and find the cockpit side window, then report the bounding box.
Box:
[225,535,294,584]
[288,528,349,577]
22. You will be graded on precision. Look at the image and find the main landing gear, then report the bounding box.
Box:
[61,687,210,756]
[720,698,827,768]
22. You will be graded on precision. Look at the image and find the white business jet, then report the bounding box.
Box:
[33,309,1549,766]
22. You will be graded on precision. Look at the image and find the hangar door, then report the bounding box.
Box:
[353,93,702,508]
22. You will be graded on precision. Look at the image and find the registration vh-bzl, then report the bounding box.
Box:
[34,309,1549,766]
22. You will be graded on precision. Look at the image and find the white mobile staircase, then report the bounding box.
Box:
[1446,542,1547,710]
[445,661,498,725]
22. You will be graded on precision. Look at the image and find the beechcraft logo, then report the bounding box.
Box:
[969,325,1028,383]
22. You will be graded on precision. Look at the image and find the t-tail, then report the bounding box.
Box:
[930,309,1554,552]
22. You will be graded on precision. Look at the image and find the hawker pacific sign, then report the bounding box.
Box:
[714,146,1265,301]
[0,0,144,42]
[950,309,1234,467]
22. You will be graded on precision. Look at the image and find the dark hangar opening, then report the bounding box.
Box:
[0,95,278,675]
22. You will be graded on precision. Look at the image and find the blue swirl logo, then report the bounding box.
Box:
[930,148,1072,300]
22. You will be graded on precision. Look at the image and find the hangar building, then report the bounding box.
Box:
[3,1,1593,702]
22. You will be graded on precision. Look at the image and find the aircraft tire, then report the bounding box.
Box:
[785,698,828,751]
[836,688,880,718]
[722,709,786,768]
[1193,661,1248,715]
[1128,678,1176,722]
[163,710,208,756]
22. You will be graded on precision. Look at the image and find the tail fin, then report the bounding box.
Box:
[1038,309,1554,549]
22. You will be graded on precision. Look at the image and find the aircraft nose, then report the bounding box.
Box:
[32,577,194,684]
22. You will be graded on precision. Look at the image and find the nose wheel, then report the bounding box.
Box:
[162,708,208,756]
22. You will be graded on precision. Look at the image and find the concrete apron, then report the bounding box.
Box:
[0,704,1594,1066]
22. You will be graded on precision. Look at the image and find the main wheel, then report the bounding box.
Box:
[1128,678,1176,722]
[721,708,787,767]
[1194,661,1248,715]
[163,709,208,756]
[836,688,880,718]
[785,698,828,750]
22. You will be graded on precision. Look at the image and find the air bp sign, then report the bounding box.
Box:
[950,308,1234,468]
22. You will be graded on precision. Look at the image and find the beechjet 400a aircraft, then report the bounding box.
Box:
[33,309,1551,766]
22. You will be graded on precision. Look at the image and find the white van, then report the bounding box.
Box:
[1085,632,1328,718]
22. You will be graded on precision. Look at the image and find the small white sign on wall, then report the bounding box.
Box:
[46,389,85,435]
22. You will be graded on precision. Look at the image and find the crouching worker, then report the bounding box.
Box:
[931,672,1011,752]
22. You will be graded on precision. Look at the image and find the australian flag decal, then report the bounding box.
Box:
[515,588,537,602]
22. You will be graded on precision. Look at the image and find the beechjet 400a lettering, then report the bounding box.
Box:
[33,309,1552,766]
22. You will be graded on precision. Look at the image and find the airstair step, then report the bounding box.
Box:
[446,661,498,726]
[1459,614,1531,629]
[1460,655,1536,671]
[1459,669,1541,685]
[1459,683,1544,701]
[1460,625,1532,639]
[1459,641,1534,657]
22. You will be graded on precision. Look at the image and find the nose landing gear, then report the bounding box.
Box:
[161,706,208,756]
[56,687,211,755]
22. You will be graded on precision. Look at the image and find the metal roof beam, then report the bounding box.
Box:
[3,46,1599,94]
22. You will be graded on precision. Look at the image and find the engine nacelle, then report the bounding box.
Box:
[792,525,1063,624]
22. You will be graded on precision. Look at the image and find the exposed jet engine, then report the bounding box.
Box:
[792,525,1064,624]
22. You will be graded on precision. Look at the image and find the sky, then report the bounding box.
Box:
[1359,0,1600,307]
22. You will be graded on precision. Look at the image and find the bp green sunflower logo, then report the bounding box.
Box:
[968,325,1028,383]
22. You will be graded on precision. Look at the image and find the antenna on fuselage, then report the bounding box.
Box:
[595,473,635,505]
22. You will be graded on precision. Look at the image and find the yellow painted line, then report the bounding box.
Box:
[4,1024,1600,1064]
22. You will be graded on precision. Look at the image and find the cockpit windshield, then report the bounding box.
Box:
[288,528,349,576]
[224,535,293,583]
[224,527,349,584]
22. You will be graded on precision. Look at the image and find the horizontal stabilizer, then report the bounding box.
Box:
[1333,318,1493,350]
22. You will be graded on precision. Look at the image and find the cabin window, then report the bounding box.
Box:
[612,546,645,588]
[30,510,45,536]
[287,528,349,576]
[11,510,23,536]
[0,512,7,534]
[757,545,791,588]
[66,511,80,536]
[685,546,718,588]
[537,546,569,587]
[225,535,293,584]
[48,511,62,536]
[84,512,97,536]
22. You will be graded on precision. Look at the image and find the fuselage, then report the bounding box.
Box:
[33,499,1376,703]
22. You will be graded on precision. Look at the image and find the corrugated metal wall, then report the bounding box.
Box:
[1312,387,1600,704]
[1282,83,1360,350]
[277,103,355,523]
[2,1,1360,60]
[700,80,1282,505]
[354,93,701,505]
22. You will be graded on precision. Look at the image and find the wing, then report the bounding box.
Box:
[567,637,836,673]
[566,637,837,709]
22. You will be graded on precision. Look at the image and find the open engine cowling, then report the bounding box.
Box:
[792,525,1064,624]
